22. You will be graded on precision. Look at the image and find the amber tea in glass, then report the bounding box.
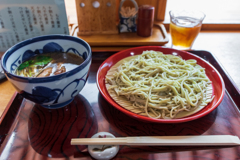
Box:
[169,10,205,50]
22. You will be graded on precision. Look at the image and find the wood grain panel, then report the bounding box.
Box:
[156,0,167,21]
[75,0,91,34]
[76,0,118,35]
[100,0,118,33]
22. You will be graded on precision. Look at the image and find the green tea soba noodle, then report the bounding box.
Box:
[105,50,214,119]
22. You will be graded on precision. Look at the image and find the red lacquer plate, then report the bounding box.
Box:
[96,46,225,123]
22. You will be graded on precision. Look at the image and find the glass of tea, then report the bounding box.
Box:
[169,10,205,50]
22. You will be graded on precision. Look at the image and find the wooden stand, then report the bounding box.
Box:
[75,0,167,36]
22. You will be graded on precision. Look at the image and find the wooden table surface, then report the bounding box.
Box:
[0,31,240,119]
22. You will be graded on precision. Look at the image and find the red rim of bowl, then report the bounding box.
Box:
[96,46,225,123]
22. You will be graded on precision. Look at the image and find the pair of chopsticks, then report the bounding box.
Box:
[71,135,240,146]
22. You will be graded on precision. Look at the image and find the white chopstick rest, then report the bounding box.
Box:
[71,135,240,146]
[87,132,119,160]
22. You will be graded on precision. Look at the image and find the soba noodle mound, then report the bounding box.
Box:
[105,50,214,119]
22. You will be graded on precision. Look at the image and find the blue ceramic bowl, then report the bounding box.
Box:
[1,35,92,109]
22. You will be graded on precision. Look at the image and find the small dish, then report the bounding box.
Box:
[88,132,119,160]
[96,46,225,123]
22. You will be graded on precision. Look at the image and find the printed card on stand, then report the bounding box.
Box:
[0,0,69,52]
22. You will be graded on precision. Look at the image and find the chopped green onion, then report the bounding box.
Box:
[17,55,52,71]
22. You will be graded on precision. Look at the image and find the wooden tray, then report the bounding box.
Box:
[72,23,169,47]
[0,50,240,159]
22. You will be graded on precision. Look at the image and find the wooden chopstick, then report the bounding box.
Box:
[71,135,240,146]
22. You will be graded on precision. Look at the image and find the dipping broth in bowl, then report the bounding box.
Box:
[15,52,85,78]
[1,35,92,109]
